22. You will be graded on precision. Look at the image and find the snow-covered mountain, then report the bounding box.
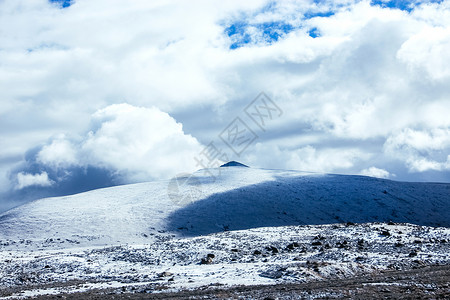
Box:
[1,165,449,298]
[0,166,448,247]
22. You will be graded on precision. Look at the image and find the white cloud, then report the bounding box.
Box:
[386,128,450,152]
[37,135,78,168]
[16,172,53,189]
[406,157,448,172]
[1,0,450,206]
[360,167,391,179]
[286,146,369,173]
[80,103,204,181]
[397,26,450,81]
[384,128,450,172]
[31,103,205,182]
[245,143,370,173]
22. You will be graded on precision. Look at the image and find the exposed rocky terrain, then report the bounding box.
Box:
[1,166,449,298]
[1,222,449,299]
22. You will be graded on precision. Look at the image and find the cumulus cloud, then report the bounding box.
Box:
[1,0,450,210]
[360,167,392,179]
[0,103,204,210]
[29,103,204,183]
[37,136,79,168]
[384,128,450,172]
[397,24,450,81]
[16,172,54,189]
[80,103,204,181]
[244,143,371,174]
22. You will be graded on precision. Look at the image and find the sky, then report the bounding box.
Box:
[1,0,450,211]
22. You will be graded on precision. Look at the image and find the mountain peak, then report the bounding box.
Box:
[220,161,249,168]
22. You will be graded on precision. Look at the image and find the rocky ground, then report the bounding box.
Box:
[25,265,450,299]
[1,222,449,299]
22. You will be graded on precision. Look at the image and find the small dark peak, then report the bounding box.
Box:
[220,161,249,168]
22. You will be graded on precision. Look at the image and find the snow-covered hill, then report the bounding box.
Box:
[1,165,449,298]
[0,166,448,248]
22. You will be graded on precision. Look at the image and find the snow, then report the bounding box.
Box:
[0,166,449,297]
[0,167,448,247]
[1,223,449,298]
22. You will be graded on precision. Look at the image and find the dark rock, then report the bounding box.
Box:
[409,251,418,257]
[158,271,173,277]
[311,241,322,246]
[261,270,283,279]
[266,246,279,254]
[380,230,391,237]
[253,250,262,255]
[286,242,300,250]
[337,240,349,248]
[201,255,214,264]
[201,257,213,264]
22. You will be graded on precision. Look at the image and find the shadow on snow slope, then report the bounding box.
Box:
[165,174,450,236]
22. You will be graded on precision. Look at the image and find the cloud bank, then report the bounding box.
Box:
[16,172,54,189]
[2,104,203,211]
[1,0,450,211]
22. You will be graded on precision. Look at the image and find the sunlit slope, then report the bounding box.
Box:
[0,167,448,246]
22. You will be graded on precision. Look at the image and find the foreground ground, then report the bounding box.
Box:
[1,222,449,299]
[23,264,450,299]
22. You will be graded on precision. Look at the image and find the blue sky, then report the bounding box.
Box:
[0,0,449,211]
[371,0,444,12]
[49,0,72,8]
